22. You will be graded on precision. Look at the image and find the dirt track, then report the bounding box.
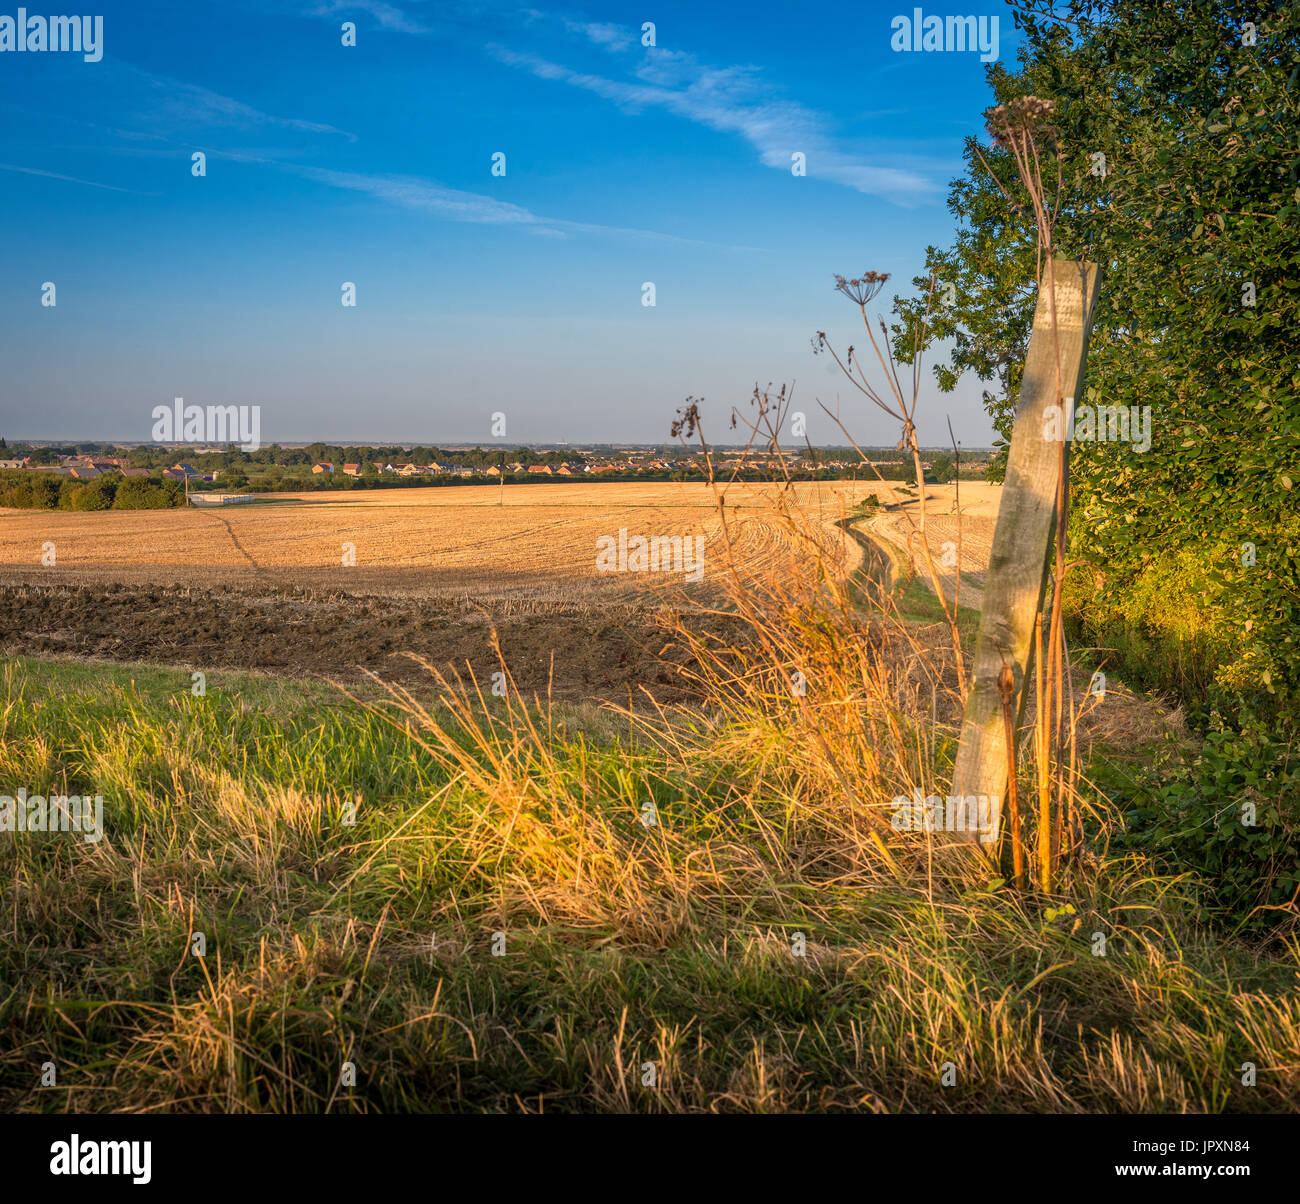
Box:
[855,483,1000,607]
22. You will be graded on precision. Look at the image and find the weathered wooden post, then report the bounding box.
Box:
[951,258,1101,847]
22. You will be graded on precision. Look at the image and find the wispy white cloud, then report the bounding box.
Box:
[1,64,357,153]
[0,162,144,193]
[293,164,553,227]
[284,163,756,247]
[107,62,356,142]
[304,0,432,35]
[561,18,634,52]
[489,44,938,203]
[290,4,933,201]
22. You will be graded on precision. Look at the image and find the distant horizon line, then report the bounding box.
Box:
[3,438,996,453]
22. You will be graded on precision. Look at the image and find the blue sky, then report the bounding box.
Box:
[0,0,1018,446]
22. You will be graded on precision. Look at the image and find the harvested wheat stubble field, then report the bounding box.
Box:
[0,481,867,594]
[0,481,881,697]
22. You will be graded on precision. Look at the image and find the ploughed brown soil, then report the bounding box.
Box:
[0,483,860,700]
[0,580,746,703]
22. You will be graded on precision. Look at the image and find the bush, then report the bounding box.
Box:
[59,477,118,511]
[0,471,61,509]
[1104,727,1300,926]
[1,472,185,510]
[112,476,185,509]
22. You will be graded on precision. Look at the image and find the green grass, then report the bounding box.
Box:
[2,655,1297,1113]
[841,512,980,632]
[895,578,982,633]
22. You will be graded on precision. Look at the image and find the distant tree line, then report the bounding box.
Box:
[0,440,992,495]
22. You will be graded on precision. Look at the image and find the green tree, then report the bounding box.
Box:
[59,477,117,511]
[114,477,184,509]
[891,0,1300,723]
[927,453,956,484]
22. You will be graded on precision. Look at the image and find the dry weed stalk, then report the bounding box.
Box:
[812,273,967,682]
[665,387,967,880]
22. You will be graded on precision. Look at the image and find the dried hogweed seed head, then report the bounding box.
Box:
[834,270,891,306]
[985,96,1058,150]
[671,398,702,440]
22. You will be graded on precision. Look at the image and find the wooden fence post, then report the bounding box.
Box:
[950,258,1101,847]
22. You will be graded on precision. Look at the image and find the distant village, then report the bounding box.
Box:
[0,442,986,492]
[0,453,207,484]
